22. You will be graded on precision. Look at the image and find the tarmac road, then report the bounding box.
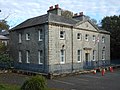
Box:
[47,69,120,90]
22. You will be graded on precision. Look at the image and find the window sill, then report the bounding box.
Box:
[60,62,65,64]
[26,62,30,64]
[38,63,43,64]
[77,61,81,63]
[38,39,43,41]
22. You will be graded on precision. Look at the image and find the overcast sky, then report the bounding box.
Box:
[0,0,120,28]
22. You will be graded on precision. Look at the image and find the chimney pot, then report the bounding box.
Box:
[55,4,59,9]
[49,6,53,10]
[74,13,78,16]
[79,12,83,16]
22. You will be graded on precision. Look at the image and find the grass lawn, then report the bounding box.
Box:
[0,84,20,90]
[0,83,62,90]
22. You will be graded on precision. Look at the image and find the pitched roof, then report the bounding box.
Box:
[11,13,110,34]
[0,35,9,40]
[12,14,48,30]
[11,13,79,30]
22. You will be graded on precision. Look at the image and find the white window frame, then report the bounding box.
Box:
[38,50,43,64]
[77,50,82,62]
[102,50,105,60]
[93,50,96,61]
[26,33,30,40]
[77,33,82,40]
[60,31,65,39]
[26,50,30,63]
[2,41,8,46]
[19,51,22,63]
[38,29,43,41]
[102,36,105,43]
[85,34,89,41]
[93,35,96,41]
[19,33,22,43]
[60,49,65,64]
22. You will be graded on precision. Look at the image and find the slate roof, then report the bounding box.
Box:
[0,31,9,35]
[0,35,9,40]
[11,13,110,34]
[11,13,79,30]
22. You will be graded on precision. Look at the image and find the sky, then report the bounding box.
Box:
[0,0,120,28]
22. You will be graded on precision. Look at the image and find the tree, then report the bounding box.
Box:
[86,16,97,25]
[101,15,120,59]
[0,42,12,69]
[0,20,9,31]
[21,75,47,90]
[0,10,9,31]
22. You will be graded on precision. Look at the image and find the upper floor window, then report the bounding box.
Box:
[77,50,82,62]
[19,33,22,43]
[26,33,30,40]
[60,31,65,39]
[26,50,30,63]
[38,50,43,64]
[85,34,89,41]
[102,36,105,43]
[60,49,65,64]
[19,51,22,63]
[77,33,82,40]
[38,29,43,41]
[93,35,96,41]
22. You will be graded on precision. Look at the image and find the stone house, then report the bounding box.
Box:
[10,5,110,74]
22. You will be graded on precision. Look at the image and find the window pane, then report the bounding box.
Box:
[38,50,43,64]
[60,31,65,39]
[39,29,43,41]
[26,50,30,63]
[19,51,22,62]
[60,50,65,64]
[77,50,81,62]
[19,33,22,43]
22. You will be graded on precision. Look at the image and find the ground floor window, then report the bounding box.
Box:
[102,50,105,60]
[77,50,82,62]
[18,51,22,62]
[93,50,96,61]
[60,49,65,64]
[38,50,43,64]
[26,50,30,63]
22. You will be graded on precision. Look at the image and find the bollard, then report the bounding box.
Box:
[109,67,113,72]
[101,69,105,76]
[93,69,96,74]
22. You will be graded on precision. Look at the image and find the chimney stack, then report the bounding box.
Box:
[79,12,83,16]
[49,6,53,10]
[55,4,59,9]
[47,4,62,16]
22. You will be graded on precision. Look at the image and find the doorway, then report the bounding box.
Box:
[85,53,90,66]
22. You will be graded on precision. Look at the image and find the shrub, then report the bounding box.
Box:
[21,75,47,90]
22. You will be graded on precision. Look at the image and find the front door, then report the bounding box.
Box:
[85,53,90,66]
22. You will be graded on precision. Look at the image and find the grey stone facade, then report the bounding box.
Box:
[10,5,110,74]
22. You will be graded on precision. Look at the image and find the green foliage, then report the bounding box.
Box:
[0,43,7,54]
[101,15,120,59]
[0,20,9,31]
[0,84,20,90]
[21,75,47,90]
[0,53,13,68]
[0,42,12,69]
